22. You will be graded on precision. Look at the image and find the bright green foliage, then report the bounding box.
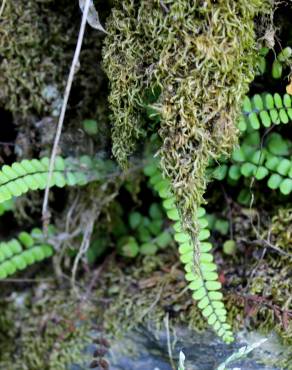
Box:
[223,240,237,256]
[118,236,140,258]
[82,119,98,136]
[256,45,292,80]
[0,229,54,280]
[277,47,292,63]
[255,47,269,76]
[117,203,172,258]
[0,156,114,204]
[212,131,292,196]
[144,159,234,343]
[0,199,14,216]
[240,93,292,131]
[209,92,292,203]
[272,47,292,80]
[206,214,229,236]
[272,60,283,79]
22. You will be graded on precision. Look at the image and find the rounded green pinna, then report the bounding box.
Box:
[0,231,54,280]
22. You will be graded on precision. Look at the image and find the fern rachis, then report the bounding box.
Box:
[144,159,234,343]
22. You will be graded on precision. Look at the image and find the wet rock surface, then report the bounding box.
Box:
[71,325,287,370]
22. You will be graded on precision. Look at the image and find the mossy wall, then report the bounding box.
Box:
[2,0,291,368]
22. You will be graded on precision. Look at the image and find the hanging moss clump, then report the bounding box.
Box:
[103,0,272,239]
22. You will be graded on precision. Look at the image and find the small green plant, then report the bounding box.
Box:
[117,203,172,257]
[144,159,234,343]
[0,87,291,342]
[212,131,292,196]
[256,46,292,80]
[255,47,269,76]
[177,351,186,370]
[115,198,230,259]
[0,228,54,279]
[271,47,292,80]
[0,199,14,216]
[206,214,230,236]
[0,156,114,203]
[239,93,292,131]
[210,92,292,200]
[216,338,268,370]
[0,156,115,278]
[223,240,237,256]
[82,119,98,136]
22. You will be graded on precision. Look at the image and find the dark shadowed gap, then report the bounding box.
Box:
[0,108,17,165]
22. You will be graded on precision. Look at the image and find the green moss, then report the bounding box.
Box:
[270,207,292,256]
[249,207,292,330]
[0,212,290,369]
[103,0,272,238]
[0,0,105,120]
[0,288,94,370]
[220,205,292,367]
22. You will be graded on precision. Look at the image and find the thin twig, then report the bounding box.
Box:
[137,284,164,322]
[48,228,83,245]
[79,252,114,307]
[252,238,292,258]
[42,0,92,233]
[65,192,81,238]
[71,207,98,290]
[0,141,15,146]
[160,0,169,13]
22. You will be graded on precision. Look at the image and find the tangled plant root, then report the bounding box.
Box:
[103,0,272,242]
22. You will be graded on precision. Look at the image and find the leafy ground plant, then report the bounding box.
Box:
[177,351,186,370]
[216,339,268,370]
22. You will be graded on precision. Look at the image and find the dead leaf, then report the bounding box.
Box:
[286,77,292,95]
[79,0,107,34]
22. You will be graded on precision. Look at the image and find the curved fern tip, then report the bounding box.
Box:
[145,159,234,343]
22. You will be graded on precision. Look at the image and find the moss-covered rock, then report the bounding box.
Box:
[0,0,105,121]
[220,204,292,369]
[103,0,272,237]
[0,287,94,370]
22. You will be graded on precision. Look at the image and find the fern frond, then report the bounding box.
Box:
[144,160,234,343]
[239,93,292,131]
[212,131,292,195]
[0,156,112,204]
[0,228,54,279]
[0,199,14,216]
